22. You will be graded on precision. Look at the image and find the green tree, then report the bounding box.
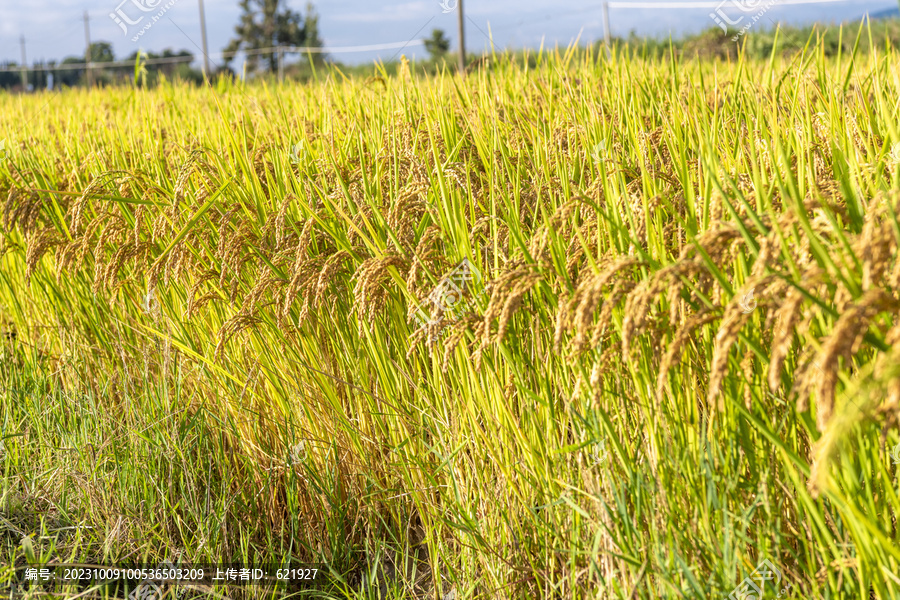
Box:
[424,28,451,61]
[55,57,85,87]
[224,0,323,74]
[88,42,115,63]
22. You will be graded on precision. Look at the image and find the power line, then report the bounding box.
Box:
[0,41,428,74]
[606,0,849,6]
[509,0,851,32]
[597,0,852,48]
[2,0,855,77]
[0,55,194,73]
[275,40,425,53]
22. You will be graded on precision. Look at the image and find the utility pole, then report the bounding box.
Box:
[83,10,93,89]
[457,0,466,75]
[19,36,27,92]
[198,0,211,79]
[278,46,285,83]
[602,1,612,59]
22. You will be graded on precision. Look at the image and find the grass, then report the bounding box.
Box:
[1,23,900,599]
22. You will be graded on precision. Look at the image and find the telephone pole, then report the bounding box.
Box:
[602,1,612,58]
[83,11,93,88]
[19,36,27,92]
[198,0,211,79]
[457,0,466,75]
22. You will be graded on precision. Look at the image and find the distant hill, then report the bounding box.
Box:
[868,5,900,19]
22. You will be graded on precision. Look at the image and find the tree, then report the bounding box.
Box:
[424,29,451,62]
[0,64,21,90]
[223,0,323,74]
[56,57,85,87]
[88,42,115,63]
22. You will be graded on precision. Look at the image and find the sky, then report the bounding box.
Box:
[0,0,898,70]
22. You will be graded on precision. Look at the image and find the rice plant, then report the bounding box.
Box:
[1,27,900,599]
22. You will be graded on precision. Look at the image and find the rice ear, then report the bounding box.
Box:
[768,288,806,394]
[657,310,718,400]
[706,275,776,411]
[811,288,900,431]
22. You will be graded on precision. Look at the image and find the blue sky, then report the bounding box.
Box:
[0,0,897,69]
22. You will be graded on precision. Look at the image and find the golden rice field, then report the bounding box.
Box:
[2,34,900,599]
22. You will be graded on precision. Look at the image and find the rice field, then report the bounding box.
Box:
[2,29,900,599]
